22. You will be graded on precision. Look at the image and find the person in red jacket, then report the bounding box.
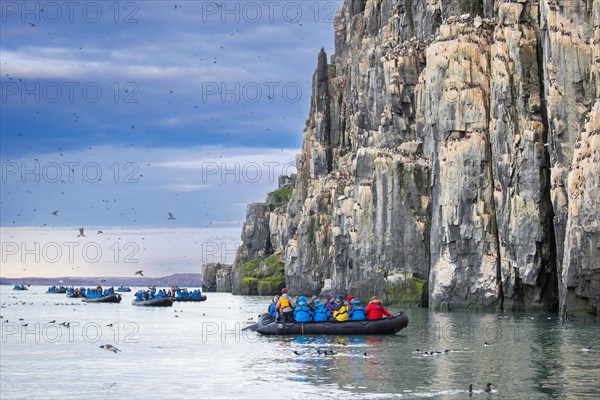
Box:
[365,296,392,320]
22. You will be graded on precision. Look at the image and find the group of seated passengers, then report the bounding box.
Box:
[268,288,392,323]
[81,286,114,298]
[134,288,203,301]
[174,288,203,298]
[135,288,169,301]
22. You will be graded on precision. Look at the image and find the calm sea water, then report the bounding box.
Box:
[1,286,598,399]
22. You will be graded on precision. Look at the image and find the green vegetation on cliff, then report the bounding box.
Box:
[268,187,293,211]
[237,252,286,295]
[384,272,428,307]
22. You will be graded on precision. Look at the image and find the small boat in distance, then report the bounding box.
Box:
[70,287,121,303]
[171,288,206,302]
[46,286,67,294]
[132,298,173,307]
[116,286,132,292]
[13,284,28,290]
[172,294,207,302]
[255,312,409,335]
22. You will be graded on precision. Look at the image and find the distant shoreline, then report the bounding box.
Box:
[0,273,202,287]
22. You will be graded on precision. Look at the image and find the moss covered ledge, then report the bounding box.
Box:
[237,252,286,295]
[384,271,428,307]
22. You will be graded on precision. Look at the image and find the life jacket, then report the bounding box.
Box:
[349,305,366,321]
[333,305,348,322]
[279,296,292,312]
[313,304,330,322]
[294,304,312,322]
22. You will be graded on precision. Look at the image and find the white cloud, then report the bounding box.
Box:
[165,183,210,192]
[1,144,297,276]
[1,49,110,79]
[0,226,241,278]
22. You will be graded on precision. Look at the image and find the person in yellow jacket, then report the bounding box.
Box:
[275,288,296,322]
[333,295,348,322]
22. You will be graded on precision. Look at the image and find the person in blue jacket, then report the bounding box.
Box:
[312,299,331,322]
[348,299,366,321]
[268,295,280,319]
[293,296,312,322]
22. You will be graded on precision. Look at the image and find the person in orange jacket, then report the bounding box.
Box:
[365,296,392,320]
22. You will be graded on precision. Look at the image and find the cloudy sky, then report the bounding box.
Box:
[0,0,342,278]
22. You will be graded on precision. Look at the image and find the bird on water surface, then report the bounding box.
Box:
[468,383,493,394]
[100,344,120,353]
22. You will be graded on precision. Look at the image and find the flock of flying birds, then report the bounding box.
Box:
[72,212,176,238]
[62,212,175,276]
[3,0,321,280]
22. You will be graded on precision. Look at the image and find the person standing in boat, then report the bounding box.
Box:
[333,295,349,322]
[276,288,296,322]
[293,296,312,322]
[365,296,392,320]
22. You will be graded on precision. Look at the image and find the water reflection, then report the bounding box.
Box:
[253,309,599,398]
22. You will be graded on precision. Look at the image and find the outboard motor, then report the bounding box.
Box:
[258,313,275,328]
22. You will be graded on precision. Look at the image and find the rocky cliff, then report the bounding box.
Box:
[234,0,600,315]
[231,178,293,295]
[201,263,232,292]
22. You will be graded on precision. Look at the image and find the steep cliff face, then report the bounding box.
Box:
[540,0,600,315]
[416,4,561,310]
[231,179,292,295]
[233,0,600,314]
